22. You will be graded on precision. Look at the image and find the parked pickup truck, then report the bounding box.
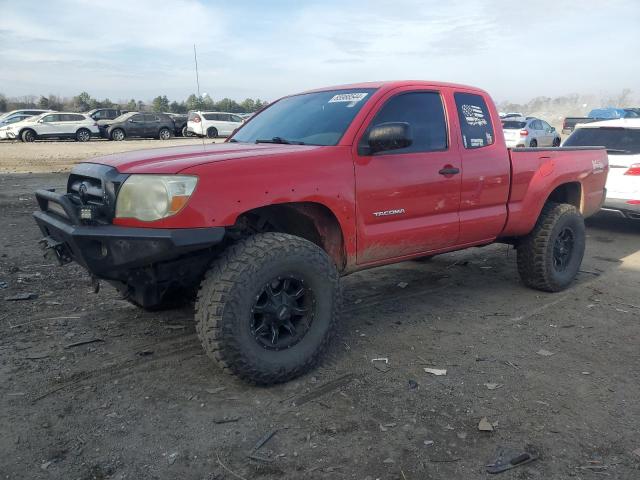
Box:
[33,81,608,384]
[562,108,640,134]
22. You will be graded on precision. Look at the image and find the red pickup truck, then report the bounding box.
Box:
[34,81,608,384]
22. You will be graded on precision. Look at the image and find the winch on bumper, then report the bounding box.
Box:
[33,188,225,308]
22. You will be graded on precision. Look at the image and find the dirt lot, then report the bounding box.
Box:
[0,138,222,174]
[1,170,640,479]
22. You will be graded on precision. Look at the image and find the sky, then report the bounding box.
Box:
[0,0,638,104]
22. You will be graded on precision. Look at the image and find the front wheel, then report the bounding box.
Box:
[195,233,341,385]
[181,125,191,137]
[76,128,91,142]
[517,202,585,292]
[552,137,561,147]
[21,129,36,142]
[110,128,125,141]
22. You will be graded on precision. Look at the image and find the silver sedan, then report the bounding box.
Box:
[502,117,561,148]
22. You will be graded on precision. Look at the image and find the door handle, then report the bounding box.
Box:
[438,167,460,175]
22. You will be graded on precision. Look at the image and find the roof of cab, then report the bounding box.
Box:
[300,80,487,96]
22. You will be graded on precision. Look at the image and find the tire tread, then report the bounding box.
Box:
[195,232,341,385]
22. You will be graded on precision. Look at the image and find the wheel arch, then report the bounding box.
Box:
[232,202,347,271]
[19,127,37,138]
[546,181,582,212]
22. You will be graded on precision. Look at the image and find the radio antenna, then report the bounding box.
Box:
[193,44,201,98]
[193,44,205,146]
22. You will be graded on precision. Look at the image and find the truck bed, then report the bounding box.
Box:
[501,146,608,237]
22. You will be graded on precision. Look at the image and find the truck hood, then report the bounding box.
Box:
[84,142,324,174]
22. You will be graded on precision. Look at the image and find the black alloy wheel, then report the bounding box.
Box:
[251,276,315,350]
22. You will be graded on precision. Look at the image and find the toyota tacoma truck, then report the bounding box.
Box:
[33,81,608,384]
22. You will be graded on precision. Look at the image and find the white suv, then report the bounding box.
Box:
[187,111,244,138]
[3,112,100,142]
[563,118,640,219]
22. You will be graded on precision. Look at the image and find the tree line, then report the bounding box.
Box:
[0,92,268,114]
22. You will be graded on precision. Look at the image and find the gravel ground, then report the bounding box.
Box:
[0,137,223,174]
[1,171,640,480]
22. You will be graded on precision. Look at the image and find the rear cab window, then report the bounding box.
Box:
[454,92,495,149]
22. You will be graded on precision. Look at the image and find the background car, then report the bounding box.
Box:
[563,118,640,219]
[562,108,640,134]
[104,112,175,141]
[502,117,561,148]
[167,113,189,137]
[0,114,36,139]
[85,108,126,121]
[4,112,99,142]
[0,109,53,122]
[187,111,244,138]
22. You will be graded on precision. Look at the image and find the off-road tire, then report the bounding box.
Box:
[76,128,91,142]
[517,202,585,292]
[195,232,341,385]
[21,129,36,142]
[206,127,218,139]
[111,128,125,141]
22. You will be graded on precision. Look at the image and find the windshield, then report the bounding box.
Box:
[230,88,376,145]
[564,127,640,154]
[502,121,527,129]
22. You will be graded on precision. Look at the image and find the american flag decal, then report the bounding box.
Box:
[461,104,487,126]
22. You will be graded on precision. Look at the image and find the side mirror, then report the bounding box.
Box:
[550,126,556,132]
[128,119,134,123]
[364,122,413,155]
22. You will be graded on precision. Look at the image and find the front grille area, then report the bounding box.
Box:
[64,164,129,224]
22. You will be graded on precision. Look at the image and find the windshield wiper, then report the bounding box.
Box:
[255,136,304,145]
[606,148,633,154]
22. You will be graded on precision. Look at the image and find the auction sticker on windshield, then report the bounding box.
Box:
[328,92,368,107]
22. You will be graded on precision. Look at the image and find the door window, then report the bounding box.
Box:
[454,92,495,149]
[130,114,144,122]
[41,114,59,122]
[362,91,448,154]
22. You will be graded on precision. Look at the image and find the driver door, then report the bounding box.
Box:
[354,89,461,265]
[127,114,146,137]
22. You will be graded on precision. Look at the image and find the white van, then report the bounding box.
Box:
[187,111,244,138]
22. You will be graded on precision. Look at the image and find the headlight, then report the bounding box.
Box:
[115,175,198,221]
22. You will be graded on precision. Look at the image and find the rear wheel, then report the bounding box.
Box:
[21,129,36,142]
[517,202,585,292]
[529,139,538,148]
[195,233,341,385]
[206,127,218,139]
[552,137,561,147]
[158,127,172,140]
[76,128,91,142]
[111,128,125,141]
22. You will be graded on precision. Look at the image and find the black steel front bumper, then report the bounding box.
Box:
[33,188,226,306]
[33,210,225,276]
